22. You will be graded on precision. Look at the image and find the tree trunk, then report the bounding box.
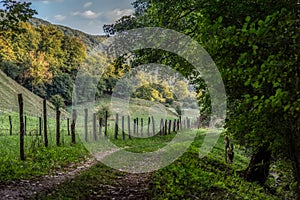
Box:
[287,127,300,199]
[244,144,271,185]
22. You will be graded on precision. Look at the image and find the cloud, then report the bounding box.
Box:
[106,8,134,23]
[54,14,66,21]
[83,2,93,8]
[73,10,101,19]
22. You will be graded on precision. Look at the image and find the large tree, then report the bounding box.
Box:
[104,0,300,196]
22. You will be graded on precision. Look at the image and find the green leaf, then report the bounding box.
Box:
[245,16,251,22]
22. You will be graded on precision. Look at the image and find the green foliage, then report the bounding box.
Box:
[106,0,300,194]
[0,0,37,31]
[96,105,112,121]
[30,18,106,51]
[0,21,87,103]
[49,94,65,109]
[175,104,183,116]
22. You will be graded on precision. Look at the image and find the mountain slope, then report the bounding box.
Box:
[0,70,59,116]
[29,18,106,51]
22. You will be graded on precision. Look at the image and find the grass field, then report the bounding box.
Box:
[0,95,199,183]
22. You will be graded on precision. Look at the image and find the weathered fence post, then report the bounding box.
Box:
[141,118,143,137]
[39,117,42,136]
[56,108,61,146]
[147,117,150,137]
[152,116,155,135]
[168,120,172,135]
[159,119,163,135]
[136,117,139,136]
[122,116,125,140]
[128,116,131,139]
[24,116,27,136]
[164,119,168,135]
[114,113,119,139]
[133,118,136,136]
[179,116,182,130]
[71,109,77,144]
[99,118,103,136]
[93,113,97,141]
[18,94,25,161]
[9,116,12,136]
[84,108,88,142]
[104,111,108,137]
[67,118,70,136]
[173,119,176,132]
[43,98,48,147]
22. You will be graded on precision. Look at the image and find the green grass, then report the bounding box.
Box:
[0,134,88,183]
[0,95,184,184]
[149,131,288,199]
[35,129,286,199]
[0,70,67,117]
[0,112,88,183]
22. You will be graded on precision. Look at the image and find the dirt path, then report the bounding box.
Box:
[93,173,152,200]
[0,157,97,200]
[0,149,152,200]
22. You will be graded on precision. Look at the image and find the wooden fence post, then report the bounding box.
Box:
[67,118,70,136]
[99,118,103,136]
[159,119,163,136]
[122,116,125,140]
[56,108,61,146]
[43,99,48,147]
[152,116,155,135]
[39,117,42,136]
[147,117,150,137]
[114,113,119,139]
[128,116,131,139]
[18,94,25,161]
[141,118,143,137]
[173,119,176,132]
[9,116,12,136]
[133,118,136,136]
[84,108,88,142]
[71,109,77,144]
[104,111,108,137]
[136,117,139,136]
[164,119,168,135]
[24,116,27,136]
[168,120,171,135]
[93,113,97,141]
[179,116,182,130]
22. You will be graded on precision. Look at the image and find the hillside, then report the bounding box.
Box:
[0,70,60,117]
[29,18,106,51]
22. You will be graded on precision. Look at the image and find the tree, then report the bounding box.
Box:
[0,0,37,31]
[104,0,300,196]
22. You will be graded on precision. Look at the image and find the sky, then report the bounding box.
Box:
[29,0,134,35]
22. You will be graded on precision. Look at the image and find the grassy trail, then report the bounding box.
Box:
[31,129,281,200]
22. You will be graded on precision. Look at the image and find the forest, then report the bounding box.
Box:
[0,0,299,199]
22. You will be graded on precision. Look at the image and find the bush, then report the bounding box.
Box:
[96,105,112,124]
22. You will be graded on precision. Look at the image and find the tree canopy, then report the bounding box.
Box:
[104,0,300,196]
